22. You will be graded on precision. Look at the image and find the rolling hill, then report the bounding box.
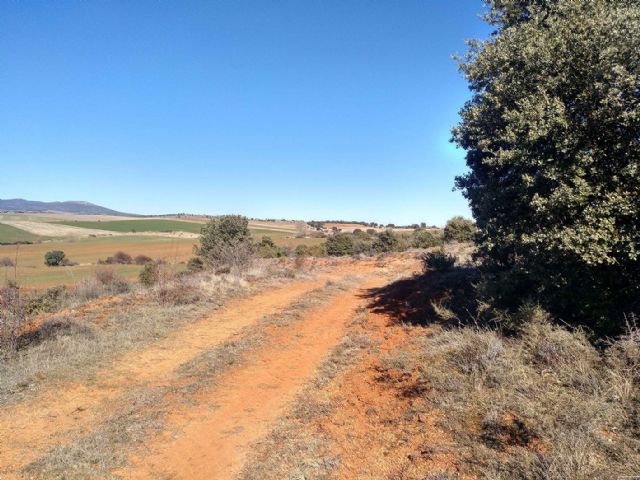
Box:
[0,199,131,216]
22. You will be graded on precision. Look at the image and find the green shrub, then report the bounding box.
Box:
[44,250,67,267]
[326,233,355,256]
[412,229,443,249]
[422,250,456,272]
[453,0,640,333]
[372,230,399,253]
[195,215,255,272]
[258,236,285,258]
[443,217,476,243]
[139,263,159,287]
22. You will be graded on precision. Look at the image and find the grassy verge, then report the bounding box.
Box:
[375,266,640,478]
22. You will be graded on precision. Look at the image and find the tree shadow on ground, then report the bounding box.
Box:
[361,266,480,327]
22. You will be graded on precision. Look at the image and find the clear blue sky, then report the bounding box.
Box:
[1,1,490,226]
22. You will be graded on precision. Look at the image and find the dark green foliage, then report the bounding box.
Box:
[443,217,476,243]
[258,236,285,258]
[139,263,159,287]
[195,215,255,271]
[454,0,640,333]
[308,221,325,230]
[422,250,456,272]
[44,250,66,267]
[326,233,355,256]
[352,230,374,254]
[372,230,399,253]
[412,229,443,249]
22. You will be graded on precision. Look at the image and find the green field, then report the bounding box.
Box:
[0,235,196,288]
[0,223,46,244]
[55,219,204,234]
[54,219,319,246]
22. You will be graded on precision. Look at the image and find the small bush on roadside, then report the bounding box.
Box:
[134,254,153,265]
[154,276,201,305]
[24,286,68,316]
[95,269,131,294]
[74,270,132,301]
[422,250,456,272]
[139,263,160,287]
[195,215,255,273]
[0,284,25,350]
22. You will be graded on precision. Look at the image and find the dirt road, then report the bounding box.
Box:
[1,255,419,479]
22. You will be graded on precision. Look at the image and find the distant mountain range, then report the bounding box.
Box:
[0,199,132,216]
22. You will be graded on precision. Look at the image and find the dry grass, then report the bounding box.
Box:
[0,263,304,406]
[381,312,640,479]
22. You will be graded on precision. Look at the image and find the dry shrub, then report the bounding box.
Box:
[0,285,26,350]
[154,275,201,306]
[15,316,94,350]
[387,313,640,478]
[0,256,14,267]
[134,255,153,265]
[74,271,132,301]
[105,251,132,265]
[212,241,256,274]
[24,286,68,316]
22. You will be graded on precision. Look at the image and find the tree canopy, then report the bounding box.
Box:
[454,0,640,332]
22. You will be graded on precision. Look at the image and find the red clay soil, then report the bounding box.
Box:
[120,275,391,479]
[0,278,328,478]
[320,310,460,479]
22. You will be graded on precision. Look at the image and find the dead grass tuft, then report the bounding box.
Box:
[382,316,640,478]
